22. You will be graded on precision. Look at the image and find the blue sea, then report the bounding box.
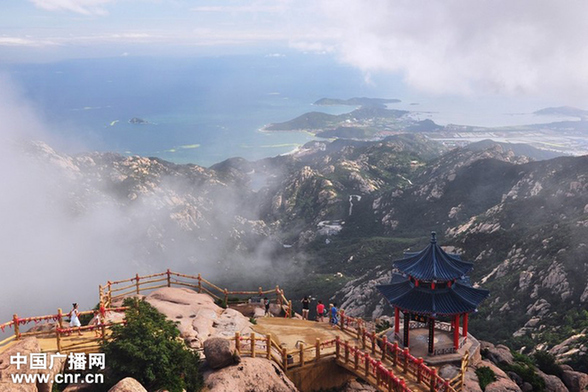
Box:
[5,53,571,167]
[5,54,407,167]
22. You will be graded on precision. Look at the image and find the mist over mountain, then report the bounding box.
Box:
[5,121,588,371]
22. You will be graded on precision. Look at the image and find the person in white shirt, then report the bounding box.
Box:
[68,303,82,336]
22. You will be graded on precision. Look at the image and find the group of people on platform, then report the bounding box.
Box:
[262,296,340,326]
[301,296,339,326]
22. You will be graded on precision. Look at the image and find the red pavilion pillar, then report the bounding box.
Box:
[463,313,469,339]
[453,314,460,350]
[394,307,400,334]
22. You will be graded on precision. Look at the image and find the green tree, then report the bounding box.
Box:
[533,350,563,378]
[475,366,497,390]
[101,298,202,391]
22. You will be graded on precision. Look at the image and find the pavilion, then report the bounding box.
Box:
[377,232,489,356]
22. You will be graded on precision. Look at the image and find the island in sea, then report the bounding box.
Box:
[262,97,439,138]
[533,106,588,120]
[262,98,588,156]
[129,117,149,124]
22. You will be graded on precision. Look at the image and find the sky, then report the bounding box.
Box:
[1,0,588,106]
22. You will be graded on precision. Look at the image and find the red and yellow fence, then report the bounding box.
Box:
[1,270,294,354]
[0,307,127,354]
[0,270,466,391]
[336,311,465,392]
[100,269,293,316]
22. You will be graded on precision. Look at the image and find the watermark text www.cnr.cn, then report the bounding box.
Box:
[9,352,105,385]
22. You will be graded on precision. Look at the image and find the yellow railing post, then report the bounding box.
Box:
[166,269,171,287]
[251,332,256,358]
[282,347,288,371]
[315,338,321,362]
[276,286,281,306]
[235,331,241,355]
[418,357,424,384]
[135,273,140,295]
[289,300,293,318]
[335,336,340,360]
[299,342,304,366]
[266,334,272,359]
[107,281,112,307]
[224,289,229,308]
[403,348,409,374]
[393,342,399,367]
[98,285,103,308]
[12,314,19,341]
[197,274,202,293]
[362,328,366,349]
[56,309,62,352]
[101,321,106,342]
[354,345,359,371]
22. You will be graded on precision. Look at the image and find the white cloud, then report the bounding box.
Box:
[0,37,60,47]
[289,40,334,54]
[319,0,588,101]
[29,0,115,15]
[191,5,285,13]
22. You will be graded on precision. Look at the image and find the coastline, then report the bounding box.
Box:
[258,125,318,137]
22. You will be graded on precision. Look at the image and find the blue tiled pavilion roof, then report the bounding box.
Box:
[377,274,489,316]
[393,232,473,282]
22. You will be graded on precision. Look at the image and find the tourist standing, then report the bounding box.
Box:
[301,296,310,320]
[316,300,325,322]
[68,303,83,336]
[330,303,339,327]
[264,297,271,317]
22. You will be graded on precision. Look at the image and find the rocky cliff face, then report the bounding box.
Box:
[328,146,588,371]
[15,135,588,373]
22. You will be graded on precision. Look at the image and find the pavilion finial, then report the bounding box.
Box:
[430,231,437,243]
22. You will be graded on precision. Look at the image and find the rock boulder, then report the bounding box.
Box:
[145,287,253,349]
[562,369,588,392]
[537,370,568,392]
[203,357,298,392]
[481,341,514,365]
[204,338,238,369]
[0,337,65,392]
[464,368,483,392]
[108,377,147,392]
[476,360,522,392]
[485,378,523,392]
[341,379,377,391]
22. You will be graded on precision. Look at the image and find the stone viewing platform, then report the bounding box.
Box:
[0,268,476,391]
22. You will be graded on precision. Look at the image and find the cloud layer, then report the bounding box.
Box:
[321,0,588,102]
[29,0,115,15]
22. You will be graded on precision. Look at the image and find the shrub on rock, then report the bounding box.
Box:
[102,298,202,392]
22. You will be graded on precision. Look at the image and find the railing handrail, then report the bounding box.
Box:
[101,270,293,317]
[0,270,465,391]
